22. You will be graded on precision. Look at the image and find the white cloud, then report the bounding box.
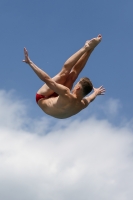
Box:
[0,90,133,200]
[100,98,122,116]
[0,90,28,129]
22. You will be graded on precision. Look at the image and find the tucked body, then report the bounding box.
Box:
[38,91,86,119]
[23,35,105,119]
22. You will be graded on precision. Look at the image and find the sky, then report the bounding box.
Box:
[0,0,133,200]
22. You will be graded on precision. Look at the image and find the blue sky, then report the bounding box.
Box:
[0,1,133,200]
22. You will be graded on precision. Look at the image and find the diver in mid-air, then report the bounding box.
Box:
[23,34,105,119]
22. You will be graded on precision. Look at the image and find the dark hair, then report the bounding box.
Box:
[79,77,93,96]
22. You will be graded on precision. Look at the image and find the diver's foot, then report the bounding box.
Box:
[85,34,102,50]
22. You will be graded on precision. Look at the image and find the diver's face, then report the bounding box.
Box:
[75,82,80,87]
[73,82,79,89]
[72,82,81,93]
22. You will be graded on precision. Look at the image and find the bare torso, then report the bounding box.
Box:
[38,93,86,119]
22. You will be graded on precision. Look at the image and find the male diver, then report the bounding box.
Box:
[23,34,105,119]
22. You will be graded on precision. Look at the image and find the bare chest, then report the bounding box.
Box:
[38,95,84,119]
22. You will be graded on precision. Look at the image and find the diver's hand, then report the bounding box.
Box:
[22,47,31,64]
[93,86,105,95]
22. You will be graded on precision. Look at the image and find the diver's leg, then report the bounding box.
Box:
[71,34,102,76]
[37,45,90,95]
[38,34,102,95]
[63,50,93,90]
[64,35,102,90]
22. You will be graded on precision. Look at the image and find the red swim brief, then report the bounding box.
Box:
[36,93,58,103]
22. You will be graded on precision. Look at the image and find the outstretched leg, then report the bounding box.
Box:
[37,34,102,96]
[64,34,102,89]
[63,50,93,89]
[37,43,91,96]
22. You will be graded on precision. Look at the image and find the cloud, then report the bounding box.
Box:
[0,90,28,129]
[0,90,133,200]
[100,98,122,116]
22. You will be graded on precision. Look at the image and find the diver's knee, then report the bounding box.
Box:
[68,71,78,82]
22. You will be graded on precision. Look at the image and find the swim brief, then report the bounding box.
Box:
[36,92,58,104]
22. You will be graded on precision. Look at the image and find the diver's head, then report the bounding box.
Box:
[73,77,93,98]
